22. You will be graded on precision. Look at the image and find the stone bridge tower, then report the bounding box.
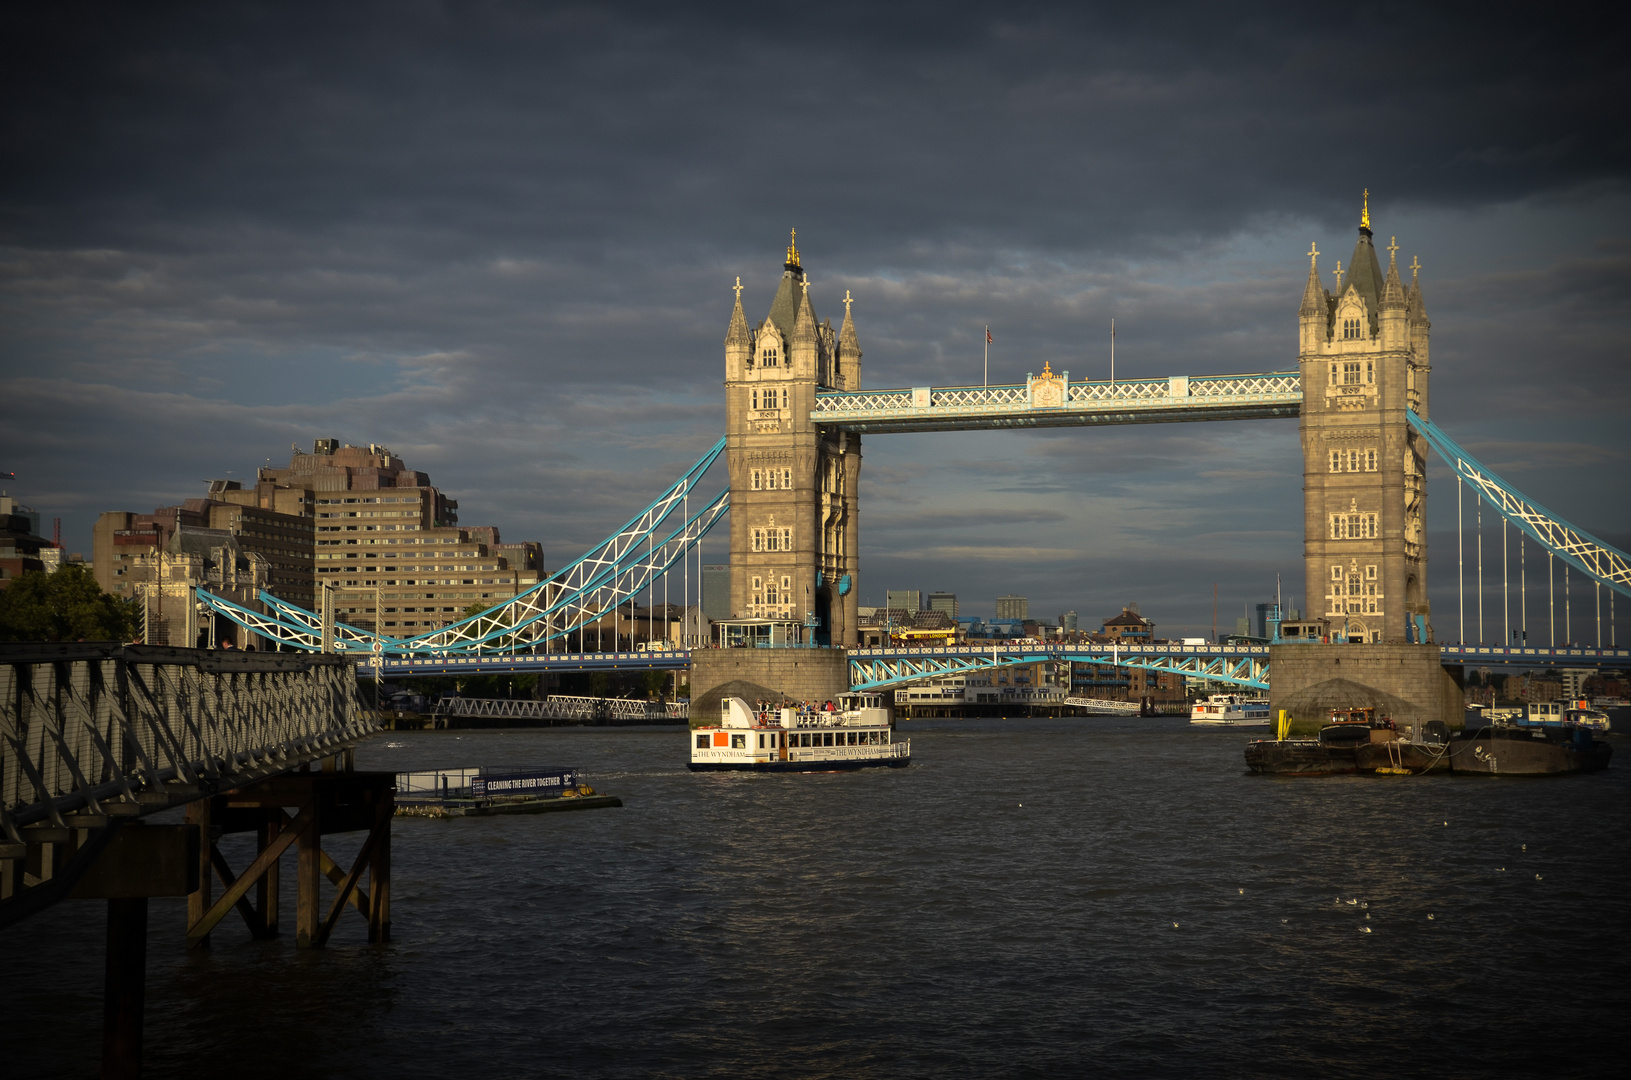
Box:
[723,234,862,645]
[1298,193,1433,642]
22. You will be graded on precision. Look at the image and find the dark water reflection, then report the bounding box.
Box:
[5,717,1627,1078]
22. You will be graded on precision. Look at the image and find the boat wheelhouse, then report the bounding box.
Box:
[1189,693,1272,727]
[689,693,911,772]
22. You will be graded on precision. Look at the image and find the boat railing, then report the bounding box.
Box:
[786,740,909,763]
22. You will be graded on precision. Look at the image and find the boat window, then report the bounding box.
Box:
[731,734,746,749]
[696,734,708,749]
[824,733,834,747]
[758,734,764,748]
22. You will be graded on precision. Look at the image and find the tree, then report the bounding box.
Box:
[0,566,138,643]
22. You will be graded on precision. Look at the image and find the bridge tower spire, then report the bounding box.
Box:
[723,242,861,645]
[1298,197,1432,642]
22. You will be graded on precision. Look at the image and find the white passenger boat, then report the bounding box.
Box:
[689,693,911,772]
[1190,693,1272,727]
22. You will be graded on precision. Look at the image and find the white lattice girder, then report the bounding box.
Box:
[847,648,1269,691]
[813,372,1302,432]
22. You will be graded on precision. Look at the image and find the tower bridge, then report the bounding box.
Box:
[199,203,1630,704]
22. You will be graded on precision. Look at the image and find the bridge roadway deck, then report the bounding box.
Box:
[359,642,1630,680]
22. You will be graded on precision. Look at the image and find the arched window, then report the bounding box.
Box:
[761,345,780,367]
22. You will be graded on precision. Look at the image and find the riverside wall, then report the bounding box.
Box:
[689,648,852,727]
[1269,642,1465,734]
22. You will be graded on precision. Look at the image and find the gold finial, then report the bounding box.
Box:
[1361,189,1371,231]
[1041,361,1054,377]
[733,275,743,302]
[843,289,853,315]
[1307,242,1319,267]
[786,228,800,269]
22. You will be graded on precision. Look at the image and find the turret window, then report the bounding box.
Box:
[1342,317,1363,340]
[1329,446,1380,473]
[761,346,780,367]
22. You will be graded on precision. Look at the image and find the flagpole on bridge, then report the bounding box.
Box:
[1111,319,1115,386]
[984,325,990,386]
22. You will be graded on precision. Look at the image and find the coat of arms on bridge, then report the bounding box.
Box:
[1028,362,1067,408]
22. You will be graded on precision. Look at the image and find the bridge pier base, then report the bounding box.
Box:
[689,648,852,724]
[1268,643,1464,736]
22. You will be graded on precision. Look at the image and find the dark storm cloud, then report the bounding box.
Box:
[1,1,1626,630]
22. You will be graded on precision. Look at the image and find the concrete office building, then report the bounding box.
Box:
[886,589,921,613]
[702,564,731,622]
[927,592,959,618]
[996,595,1028,620]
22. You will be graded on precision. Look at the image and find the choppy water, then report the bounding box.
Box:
[6,717,1628,1078]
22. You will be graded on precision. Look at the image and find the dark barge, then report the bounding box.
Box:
[394,766,622,816]
[1245,711,1612,777]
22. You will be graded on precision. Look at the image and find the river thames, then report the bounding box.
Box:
[5,717,1627,1078]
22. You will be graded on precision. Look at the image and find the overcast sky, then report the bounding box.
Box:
[3,2,1627,642]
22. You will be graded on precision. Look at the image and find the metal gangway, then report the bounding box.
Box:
[435,695,687,723]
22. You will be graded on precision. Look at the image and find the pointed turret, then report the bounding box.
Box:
[1380,237,1405,311]
[1345,192,1384,332]
[793,278,818,343]
[725,278,751,347]
[724,276,752,379]
[1407,255,1429,326]
[1300,244,1326,318]
[836,289,862,389]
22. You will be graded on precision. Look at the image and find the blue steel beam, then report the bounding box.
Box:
[847,644,1272,691]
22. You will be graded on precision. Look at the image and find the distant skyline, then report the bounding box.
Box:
[2,3,1627,642]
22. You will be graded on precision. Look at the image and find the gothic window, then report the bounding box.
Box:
[762,345,779,367]
[750,470,761,491]
[1329,362,1338,384]
[1343,362,1362,385]
[781,575,792,601]
[1366,360,1374,384]
[1366,565,1378,580]
[765,579,778,604]
[1342,317,1363,340]
[1331,566,1343,581]
[781,528,793,551]
[1329,513,1379,540]
[751,389,759,410]
[751,576,764,605]
[751,528,763,552]
[1346,449,1359,472]
[1330,450,1341,473]
[766,470,777,490]
[1366,448,1378,472]
[782,468,792,488]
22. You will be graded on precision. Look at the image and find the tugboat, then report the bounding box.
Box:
[689,693,911,772]
[1244,706,1612,776]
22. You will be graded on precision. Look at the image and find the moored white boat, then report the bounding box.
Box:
[1190,693,1271,727]
[689,693,911,772]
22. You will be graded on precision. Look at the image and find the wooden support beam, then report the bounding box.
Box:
[295,797,322,947]
[312,800,387,946]
[368,790,391,944]
[186,801,311,949]
[257,811,280,936]
[101,897,146,1080]
[318,851,370,915]
[184,800,212,950]
[207,846,269,939]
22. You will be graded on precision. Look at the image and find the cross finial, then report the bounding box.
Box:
[843,289,853,315]
[1409,255,1421,280]
[801,275,810,297]
[1307,242,1319,266]
[1387,235,1399,260]
[733,275,743,302]
[1332,259,1344,291]
[786,228,800,269]
[1361,188,1371,230]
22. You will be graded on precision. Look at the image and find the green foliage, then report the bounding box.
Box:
[0,566,138,643]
